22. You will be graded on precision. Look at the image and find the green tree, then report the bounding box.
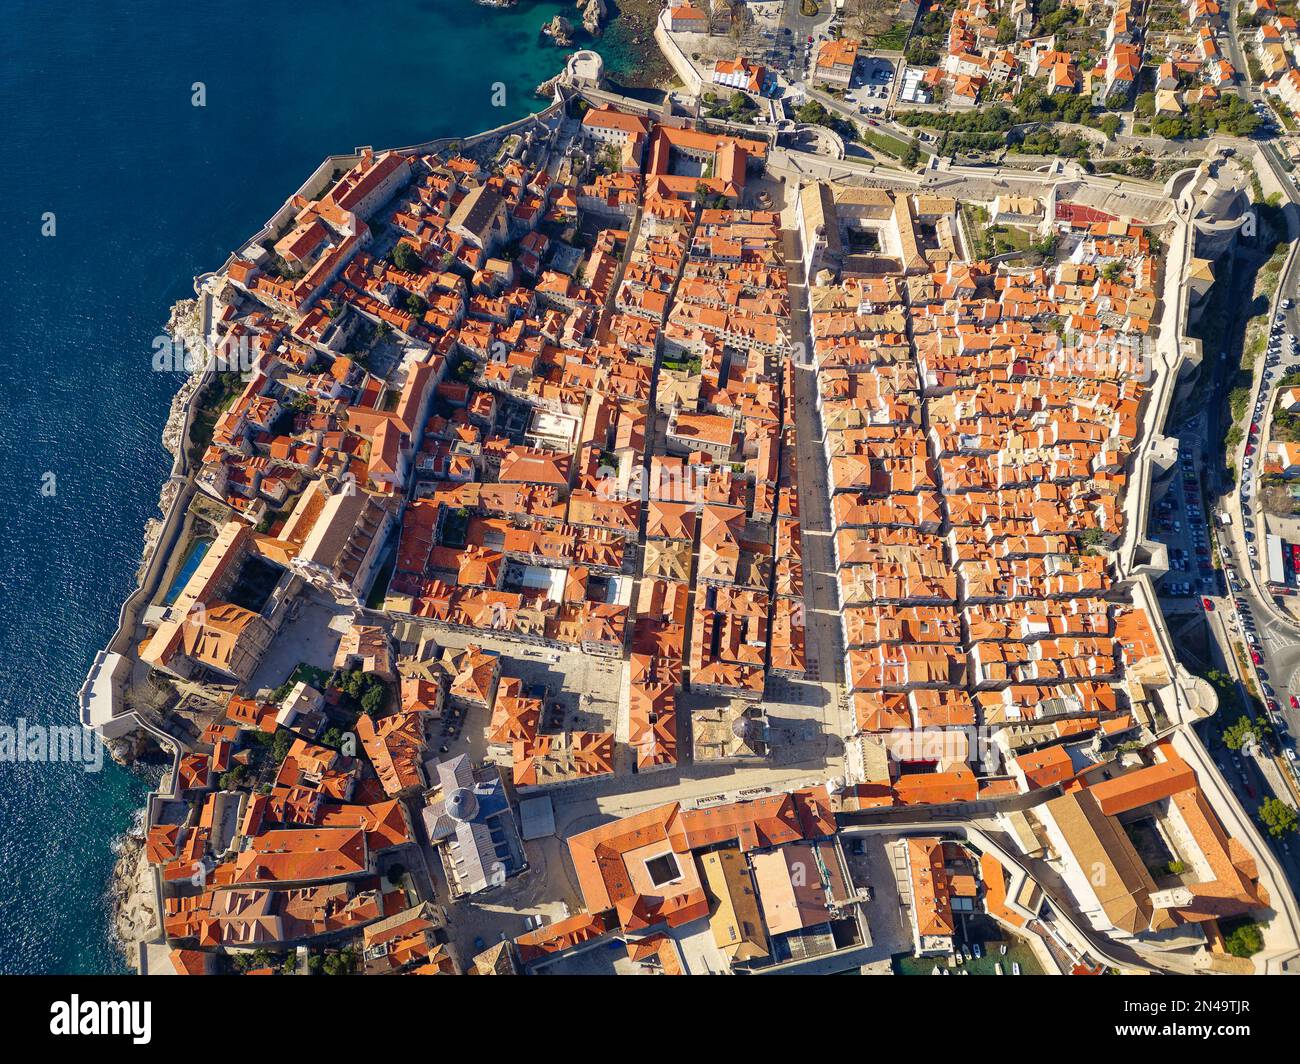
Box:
[905,42,939,66]
[1259,797,1299,838]
[343,670,366,700]
[1222,717,1260,752]
[1224,921,1265,958]
[271,728,294,764]
[361,684,386,716]
[392,241,422,272]
[796,100,830,125]
[322,947,356,976]
[901,137,921,169]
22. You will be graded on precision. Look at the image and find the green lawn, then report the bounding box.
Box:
[271,663,334,703]
[989,224,1034,254]
[861,128,928,164]
[860,128,909,158]
[872,25,910,51]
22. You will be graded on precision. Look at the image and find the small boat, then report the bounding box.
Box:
[960,970,969,975]
[994,962,1004,975]
[972,943,983,959]
[947,954,957,967]
[1000,944,1008,955]
[1012,962,1022,975]
[931,966,941,975]
[942,969,950,975]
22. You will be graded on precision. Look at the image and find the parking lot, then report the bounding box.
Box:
[843,57,897,113]
[1238,306,1300,584]
[1152,442,1217,607]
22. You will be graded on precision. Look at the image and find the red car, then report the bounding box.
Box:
[1202,597,1215,611]
[1290,695,1299,709]
[1245,444,1256,456]
[1252,648,1264,665]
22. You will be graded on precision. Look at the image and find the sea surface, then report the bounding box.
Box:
[0,0,636,974]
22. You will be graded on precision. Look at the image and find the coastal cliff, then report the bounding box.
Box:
[136,298,204,587]
[543,15,576,47]
[111,814,161,969]
[542,1,609,44]
[161,297,205,462]
[474,0,607,35]
[578,0,607,36]
[483,0,666,88]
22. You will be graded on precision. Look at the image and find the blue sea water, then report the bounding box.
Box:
[0,0,635,974]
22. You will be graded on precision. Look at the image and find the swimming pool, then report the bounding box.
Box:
[162,536,213,606]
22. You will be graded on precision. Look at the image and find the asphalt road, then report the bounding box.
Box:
[781,0,833,40]
[1210,219,1300,732]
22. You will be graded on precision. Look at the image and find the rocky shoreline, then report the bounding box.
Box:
[162,297,206,462]
[499,0,671,92]
[585,0,674,90]
[110,810,161,969]
[137,298,204,584]
[107,296,205,964]
[542,0,609,47]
